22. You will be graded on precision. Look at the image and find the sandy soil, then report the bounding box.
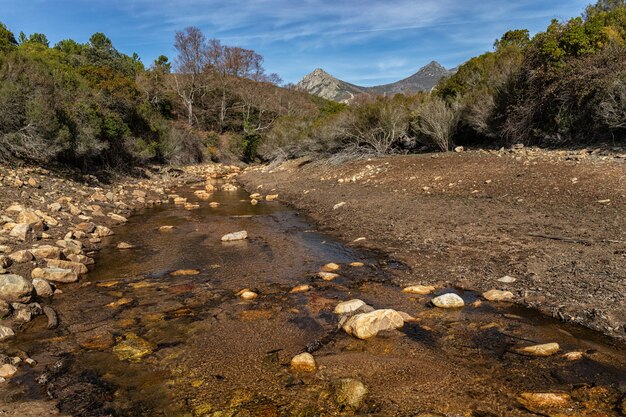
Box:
[239,147,626,341]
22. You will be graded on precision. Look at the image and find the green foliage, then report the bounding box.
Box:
[0,23,17,51]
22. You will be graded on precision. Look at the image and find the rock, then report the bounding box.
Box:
[0,245,11,254]
[482,289,514,302]
[0,364,17,379]
[0,326,15,341]
[43,306,58,329]
[46,259,88,275]
[454,146,464,152]
[431,293,464,308]
[170,269,200,276]
[0,255,11,269]
[517,343,560,357]
[265,194,278,201]
[159,225,175,232]
[66,254,95,265]
[322,262,340,272]
[250,199,258,205]
[94,225,114,237]
[30,245,62,260]
[290,284,311,293]
[0,275,33,303]
[318,272,339,281]
[290,353,316,372]
[116,242,136,249]
[333,202,346,210]
[76,222,96,233]
[108,213,128,223]
[78,328,114,350]
[17,211,43,230]
[221,231,248,242]
[334,299,368,315]
[334,378,368,409]
[32,267,78,283]
[402,285,435,295]
[209,202,220,208]
[56,239,83,255]
[112,333,155,362]
[517,393,570,412]
[563,351,584,361]
[498,275,516,283]
[9,250,33,263]
[32,278,54,297]
[349,262,364,267]
[238,290,258,300]
[9,223,31,241]
[221,183,238,192]
[342,309,404,339]
[0,300,10,317]
[106,298,133,308]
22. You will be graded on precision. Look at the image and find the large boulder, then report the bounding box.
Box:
[0,274,33,303]
[342,309,404,339]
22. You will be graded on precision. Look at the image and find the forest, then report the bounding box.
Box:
[0,0,625,171]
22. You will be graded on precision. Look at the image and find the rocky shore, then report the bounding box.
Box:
[239,146,626,342]
[0,163,239,382]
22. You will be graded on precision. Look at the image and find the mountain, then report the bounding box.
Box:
[296,61,453,103]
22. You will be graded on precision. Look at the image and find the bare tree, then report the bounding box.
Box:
[598,79,626,130]
[413,97,459,151]
[172,27,208,126]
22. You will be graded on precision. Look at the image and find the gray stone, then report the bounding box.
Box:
[221,231,248,242]
[0,275,33,303]
[32,278,54,298]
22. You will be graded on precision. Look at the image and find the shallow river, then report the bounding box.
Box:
[3,180,626,416]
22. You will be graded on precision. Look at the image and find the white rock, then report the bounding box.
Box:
[431,293,464,308]
[517,343,560,357]
[221,231,248,242]
[402,285,435,295]
[0,326,15,341]
[334,299,367,315]
[342,309,404,339]
[482,289,514,302]
[498,275,517,283]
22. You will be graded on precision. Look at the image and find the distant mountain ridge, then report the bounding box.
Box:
[296,61,453,102]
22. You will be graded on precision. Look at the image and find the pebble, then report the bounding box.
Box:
[290,284,311,293]
[237,289,258,300]
[159,225,175,232]
[221,231,248,241]
[170,269,200,276]
[290,352,316,372]
[349,262,364,267]
[431,293,465,308]
[116,242,136,249]
[318,271,339,281]
[0,364,17,378]
[321,262,340,272]
[517,342,560,357]
[402,285,435,295]
[265,194,278,201]
[563,351,584,361]
[498,275,516,283]
[482,289,514,302]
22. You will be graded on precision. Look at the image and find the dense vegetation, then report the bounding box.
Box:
[0,0,624,171]
[262,0,626,160]
[0,24,318,170]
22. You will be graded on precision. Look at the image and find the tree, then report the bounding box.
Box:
[0,22,17,51]
[494,29,530,50]
[173,26,208,125]
[89,32,113,51]
[413,97,459,151]
[27,33,49,47]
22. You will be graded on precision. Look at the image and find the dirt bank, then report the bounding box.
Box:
[239,147,626,341]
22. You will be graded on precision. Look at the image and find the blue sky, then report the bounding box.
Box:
[1,0,590,85]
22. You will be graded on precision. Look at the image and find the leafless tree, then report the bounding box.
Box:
[172,27,208,126]
[413,97,459,151]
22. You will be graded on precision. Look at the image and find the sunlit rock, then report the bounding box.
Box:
[482,289,514,302]
[342,309,404,339]
[221,231,247,241]
[517,342,560,357]
[431,293,464,308]
[290,352,316,372]
[402,285,435,295]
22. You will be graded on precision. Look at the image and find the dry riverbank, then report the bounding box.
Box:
[240,146,626,342]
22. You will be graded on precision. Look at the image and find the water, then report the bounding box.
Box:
[2,181,625,416]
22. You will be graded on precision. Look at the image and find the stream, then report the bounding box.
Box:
[2,178,625,416]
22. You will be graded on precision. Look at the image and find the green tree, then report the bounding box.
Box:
[27,33,49,47]
[0,22,17,51]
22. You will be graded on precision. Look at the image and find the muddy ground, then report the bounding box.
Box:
[239,147,626,342]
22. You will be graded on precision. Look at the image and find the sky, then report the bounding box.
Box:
[0,0,590,85]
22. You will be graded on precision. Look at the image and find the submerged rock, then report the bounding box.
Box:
[402,285,435,295]
[342,309,404,339]
[517,343,560,357]
[431,293,464,308]
[321,262,340,272]
[116,242,136,249]
[221,231,248,242]
[482,289,514,302]
[112,333,155,362]
[517,392,571,413]
[290,352,316,372]
[334,378,368,409]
